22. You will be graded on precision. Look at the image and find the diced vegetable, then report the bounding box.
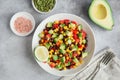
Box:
[67,39,72,44]
[56,63,63,69]
[47,22,53,27]
[72,45,78,51]
[54,38,59,43]
[38,33,44,38]
[52,33,58,38]
[59,34,63,39]
[48,29,54,34]
[66,31,72,36]
[61,57,65,63]
[65,62,71,66]
[53,55,58,61]
[59,49,66,54]
[49,62,56,68]
[73,58,79,64]
[78,24,82,31]
[82,39,86,44]
[60,24,65,27]
[78,33,82,38]
[82,52,88,58]
[69,23,76,29]
[60,43,66,50]
[45,43,50,49]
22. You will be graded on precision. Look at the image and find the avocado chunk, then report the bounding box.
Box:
[89,0,114,30]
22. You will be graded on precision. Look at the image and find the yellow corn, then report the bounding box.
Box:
[64,67,66,70]
[59,54,63,57]
[54,20,59,24]
[66,56,69,60]
[54,28,59,32]
[49,55,52,58]
[64,26,68,30]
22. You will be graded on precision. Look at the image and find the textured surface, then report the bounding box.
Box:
[0,0,120,80]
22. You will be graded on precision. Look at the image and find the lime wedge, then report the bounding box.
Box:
[34,46,49,62]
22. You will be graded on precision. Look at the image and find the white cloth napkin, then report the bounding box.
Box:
[60,47,120,80]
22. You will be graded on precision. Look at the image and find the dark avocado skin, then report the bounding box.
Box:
[88,0,114,30]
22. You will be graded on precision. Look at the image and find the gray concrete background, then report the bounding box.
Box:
[0,0,120,80]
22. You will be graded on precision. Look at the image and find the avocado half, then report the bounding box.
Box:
[89,0,114,30]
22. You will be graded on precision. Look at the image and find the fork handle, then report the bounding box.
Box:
[86,63,100,80]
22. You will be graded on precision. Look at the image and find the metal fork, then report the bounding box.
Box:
[86,52,115,80]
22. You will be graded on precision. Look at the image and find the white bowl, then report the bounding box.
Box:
[32,0,57,14]
[32,13,95,76]
[10,12,35,36]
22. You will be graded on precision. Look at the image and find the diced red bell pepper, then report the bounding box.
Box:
[73,34,78,39]
[53,24,59,28]
[64,19,70,25]
[56,41,61,46]
[73,29,78,34]
[49,62,56,68]
[56,60,60,63]
[71,21,77,25]
[73,51,78,57]
[46,34,51,38]
[59,20,64,24]
[44,30,48,34]
[75,38,80,43]
[82,30,86,39]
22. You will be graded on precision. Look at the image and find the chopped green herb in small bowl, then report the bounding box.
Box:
[32,0,56,14]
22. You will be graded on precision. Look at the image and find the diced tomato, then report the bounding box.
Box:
[73,51,78,57]
[82,30,86,39]
[73,29,78,34]
[71,21,77,25]
[49,62,56,68]
[78,45,82,48]
[44,30,48,34]
[73,34,78,40]
[53,24,59,28]
[46,34,51,38]
[75,38,80,43]
[56,41,61,46]
[70,65,74,69]
[56,60,60,63]
[64,19,70,25]
[68,58,72,62]
[59,20,64,24]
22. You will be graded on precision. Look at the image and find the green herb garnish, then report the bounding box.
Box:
[33,0,56,12]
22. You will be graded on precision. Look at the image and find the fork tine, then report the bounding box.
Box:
[102,52,111,63]
[101,53,110,63]
[104,52,114,65]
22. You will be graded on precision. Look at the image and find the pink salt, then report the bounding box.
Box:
[14,17,32,34]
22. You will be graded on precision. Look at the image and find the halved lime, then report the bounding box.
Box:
[34,46,49,62]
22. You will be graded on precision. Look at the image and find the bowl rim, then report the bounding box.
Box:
[32,13,95,76]
[31,0,57,14]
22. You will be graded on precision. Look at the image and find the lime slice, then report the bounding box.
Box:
[34,46,49,62]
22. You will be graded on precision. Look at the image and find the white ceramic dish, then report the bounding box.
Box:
[10,12,35,36]
[32,0,57,14]
[32,13,95,76]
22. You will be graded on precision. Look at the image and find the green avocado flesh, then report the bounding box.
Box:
[89,0,114,30]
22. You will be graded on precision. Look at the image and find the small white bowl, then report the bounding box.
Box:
[32,0,57,14]
[10,12,35,36]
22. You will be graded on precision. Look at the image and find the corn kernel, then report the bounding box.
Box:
[66,57,69,60]
[60,54,63,57]
[64,26,68,30]
[64,67,66,70]
[54,20,59,24]
[49,55,52,58]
